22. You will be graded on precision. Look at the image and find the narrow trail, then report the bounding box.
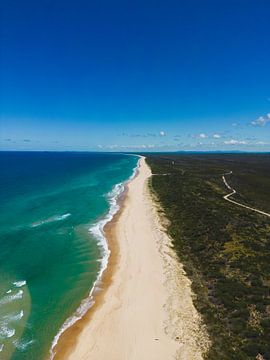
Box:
[222,171,270,218]
[152,173,171,176]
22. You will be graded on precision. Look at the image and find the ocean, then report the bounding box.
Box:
[0,152,138,360]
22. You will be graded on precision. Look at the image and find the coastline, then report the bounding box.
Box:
[50,157,140,360]
[52,157,209,360]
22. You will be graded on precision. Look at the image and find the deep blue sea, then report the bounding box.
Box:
[0,152,138,360]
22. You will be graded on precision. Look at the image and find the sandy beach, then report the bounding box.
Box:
[54,157,209,360]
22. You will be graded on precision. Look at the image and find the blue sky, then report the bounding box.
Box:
[1,0,269,151]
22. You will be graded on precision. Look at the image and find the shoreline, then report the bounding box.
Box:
[51,158,140,360]
[53,157,209,359]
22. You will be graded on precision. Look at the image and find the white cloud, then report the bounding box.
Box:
[159,131,166,137]
[224,139,247,145]
[107,144,119,149]
[100,144,156,150]
[133,144,155,149]
[250,113,270,127]
[213,134,221,139]
[198,133,208,138]
[257,141,267,145]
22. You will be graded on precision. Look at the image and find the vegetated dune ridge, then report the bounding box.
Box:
[146,153,270,359]
[55,157,210,360]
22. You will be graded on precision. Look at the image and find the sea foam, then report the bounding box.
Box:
[0,326,15,339]
[13,339,35,351]
[49,157,140,360]
[0,290,23,306]
[13,280,26,288]
[8,310,24,322]
[1,310,24,325]
[31,213,71,228]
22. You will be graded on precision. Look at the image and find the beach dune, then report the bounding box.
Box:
[57,157,208,360]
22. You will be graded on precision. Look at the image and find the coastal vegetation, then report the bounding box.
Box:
[145,153,270,360]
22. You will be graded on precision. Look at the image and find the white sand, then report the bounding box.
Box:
[64,157,209,360]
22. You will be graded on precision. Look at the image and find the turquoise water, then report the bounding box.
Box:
[0,152,138,360]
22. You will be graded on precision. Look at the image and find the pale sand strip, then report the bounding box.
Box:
[62,157,210,360]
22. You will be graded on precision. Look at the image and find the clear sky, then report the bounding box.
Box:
[1,0,269,151]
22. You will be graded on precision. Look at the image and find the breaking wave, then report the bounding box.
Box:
[0,326,15,339]
[31,213,71,228]
[0,290,23,306]
[49,157,140,359]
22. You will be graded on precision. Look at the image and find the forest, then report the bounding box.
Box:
[145,153,270,360]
